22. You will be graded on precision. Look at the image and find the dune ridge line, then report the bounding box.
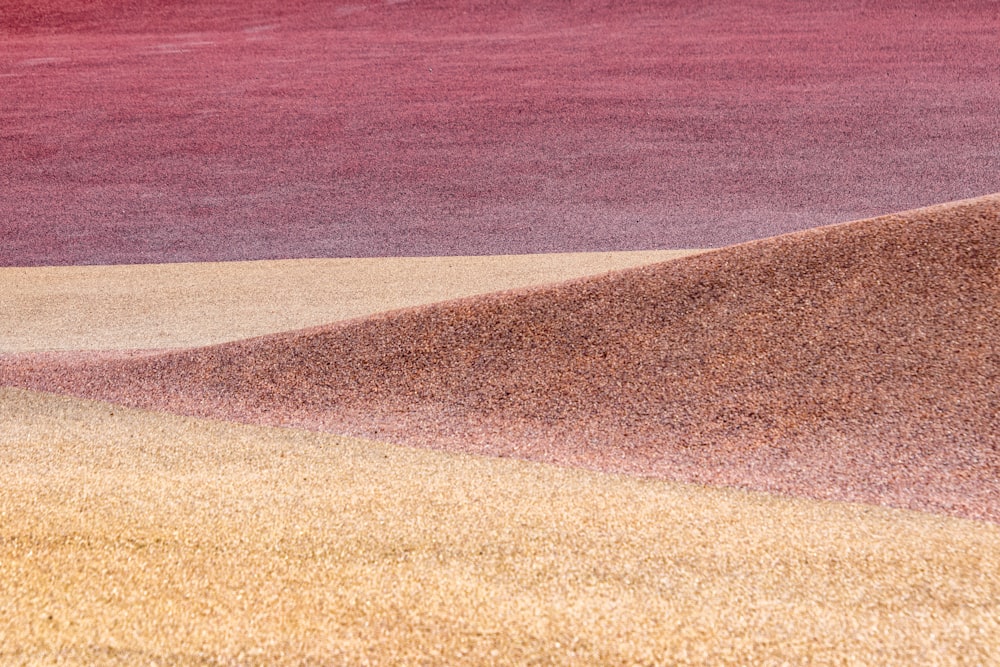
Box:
[0,250,702,352]
[3,195,998,522]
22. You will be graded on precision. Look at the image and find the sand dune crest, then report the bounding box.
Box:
[3,195,999,521]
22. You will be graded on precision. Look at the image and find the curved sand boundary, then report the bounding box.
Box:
[4,195,998,522]
[0,250,701,352]
[3,387,998,664]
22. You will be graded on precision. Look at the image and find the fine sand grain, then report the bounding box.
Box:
[4,2,1000,265]
[3,387,999,665]
[0,250,700,352]
[4,196,997,524]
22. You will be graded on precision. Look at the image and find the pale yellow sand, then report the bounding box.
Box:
[2,387,998,665]
[0,250,701,352]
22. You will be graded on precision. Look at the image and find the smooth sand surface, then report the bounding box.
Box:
[0,250,701,352]
[6,196,997,523]
[3,387,999,665]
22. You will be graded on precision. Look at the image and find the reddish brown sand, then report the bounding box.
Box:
[3,1,1000,265]
[3,195,999,523]
[0,250,701,352]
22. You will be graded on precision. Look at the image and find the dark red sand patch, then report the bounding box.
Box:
[4,195,998,522]
[3,1,1000,265]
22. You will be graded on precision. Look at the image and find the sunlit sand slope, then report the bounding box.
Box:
[0,250,699,351]
[2,388,999,665]
[4,196,998,523]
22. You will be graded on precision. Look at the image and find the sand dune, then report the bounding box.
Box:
[0,250,699,352]
[6,1,999,661]
[3,387,999,664]
[3,195,998,522]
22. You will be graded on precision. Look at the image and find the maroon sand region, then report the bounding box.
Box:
[3,1,1000,265]
[4,195,998,523]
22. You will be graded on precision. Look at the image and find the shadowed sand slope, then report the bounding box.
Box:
[3,195,999,521]
[3,387,1000,664]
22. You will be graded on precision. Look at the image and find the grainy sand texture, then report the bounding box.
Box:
[4,1,1000,264]
[5,0,1000,663]
[0,250,700,351]
[3,387,999,665]
[5,196,998,524]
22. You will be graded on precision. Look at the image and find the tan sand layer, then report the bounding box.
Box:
[2,387,999,665]
[0,250,701,352]
[5,195,997,523]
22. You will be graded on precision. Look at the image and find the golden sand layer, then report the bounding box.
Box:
[7,195,996,522]
[0,250,700,352]
[2,387,999,665]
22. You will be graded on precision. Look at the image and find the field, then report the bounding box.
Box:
[2,1,999,664]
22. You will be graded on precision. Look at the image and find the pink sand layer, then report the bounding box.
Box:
[3,1,1000,265]
[4,195,998,522]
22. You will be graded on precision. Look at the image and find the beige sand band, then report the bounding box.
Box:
[1,250,702,352]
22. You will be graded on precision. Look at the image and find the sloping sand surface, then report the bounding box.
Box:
[4,196,998,522]
[3,387,999,665]
[0,250,699,351]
